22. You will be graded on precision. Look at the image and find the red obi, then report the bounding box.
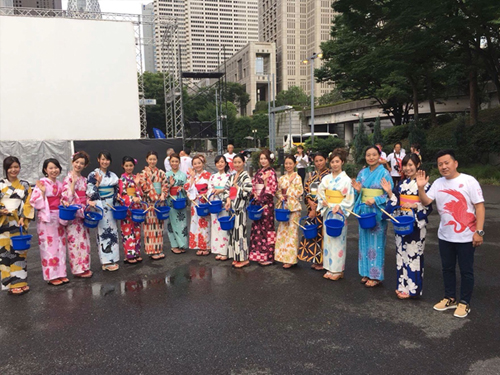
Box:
[170,186,181,196]
[229,186,237,200]
[76,190,87,205]
[195,183,208,194]
[47,196,61,210]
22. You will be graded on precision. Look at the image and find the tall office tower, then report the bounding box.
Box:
[259,0,336,98]
[142,3,156,73]
[11,0,61,9]
[1,0,14,7]
[67,0,100,15]
[153,0,259,74]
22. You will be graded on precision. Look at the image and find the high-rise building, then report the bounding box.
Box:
[11,0,61,9]
[259,0,336,98]
[142,3,156,73]
[1,0,14,7]
[152,0,259,74]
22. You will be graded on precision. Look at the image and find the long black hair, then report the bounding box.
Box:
[214,155,230,173]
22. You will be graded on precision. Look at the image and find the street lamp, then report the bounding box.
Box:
[303,52,323,146]
[252,129,258,148]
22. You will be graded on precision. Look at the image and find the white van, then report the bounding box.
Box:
[283,132,339,151]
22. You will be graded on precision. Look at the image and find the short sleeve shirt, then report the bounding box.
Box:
[427,173,484,243]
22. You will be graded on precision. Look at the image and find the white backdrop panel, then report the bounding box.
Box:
[0,16,140,140]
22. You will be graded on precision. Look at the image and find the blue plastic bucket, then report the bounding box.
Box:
[196,203,210,217]
[11,227,32,251]
[300,216,318,239]
[392,208,415,236]
[111,205,128,220]
[358,212,377,229]
[58,205,80,221]
[247,205,263,220]
[155,201,171,220]
[324,212,345,237]
[130,202,148,223]
[83,205,103,228]
[218,214,235,231]
[275,208,291,222]
[209,200,223,214]
[172,197,187,210]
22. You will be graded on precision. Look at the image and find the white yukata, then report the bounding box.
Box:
[317,171,355,274]
[208,171,230,256]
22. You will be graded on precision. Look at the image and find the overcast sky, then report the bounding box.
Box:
[61,0,146,15]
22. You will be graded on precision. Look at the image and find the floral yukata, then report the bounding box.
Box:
[275,172,303,265]
[317,172,355,274]
[61,173,91,275]
[222,171,252,261]
[0,179,34,290]
[208,171,230,256]
[31,178,68,281]
[166,170,188,250]
[385,177,432,296]
[139,167,168,256]
[87,169,120,265]
[185,170,211,251]
[354,165,393,281]
[298,168,329,264]
[249,167,278,262]
[118,173,143,260]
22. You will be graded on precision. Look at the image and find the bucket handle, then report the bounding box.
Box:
[300,215,319,226]
[326,210,345,223]
[85,204,103,215]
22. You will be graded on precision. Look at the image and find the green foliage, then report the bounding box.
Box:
[275,86,310,107]
[373,117,383,145]
[318,88,344,106]
[305,137,345,156]
[353,117,370,164]
[382,124,409,148]
[254,101,268,114]
[408,121,427,153]
[344,163,363,179]
[141,72,166,137]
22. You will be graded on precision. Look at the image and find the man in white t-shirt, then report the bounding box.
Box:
[224,144,236,172]
[164,148,174,172]
[417,149,485,319]
[179,148,193,175]
[386,142,405,186]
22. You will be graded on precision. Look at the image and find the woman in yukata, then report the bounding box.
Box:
[249,149,278,266]
[31,158,69,286]
[352,146,393,287]
[382,153,432,299]
[61,151,93,279]
[87,151,120,271]
[165,153,188,254]
[118,156,143,264]
[185,155,211,256]
[139,151,168,261]
[208,155,230,261]
[222,154,252,268]
[298,151,330,270]
[275,155,304,269]
[0,156,34,295]
[317,148,355,281]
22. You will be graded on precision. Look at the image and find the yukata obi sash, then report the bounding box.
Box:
[153,182,162,195]
[170,186,181,196]
[98,186,114,199]
[361,188,384,203]
[126,187,136,196]
[76,190,87,205]
[400,194,420,211]
[325,189,344,204]
[47,196,61,210]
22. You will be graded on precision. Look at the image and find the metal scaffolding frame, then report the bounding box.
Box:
[0,7,181,139]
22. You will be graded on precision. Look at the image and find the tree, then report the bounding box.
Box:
[275,86,310,107]
[353,116,370,164]
[305,137,345,155]
[318,88,344,106]
[141,72,166,137]
[373,117,383,145]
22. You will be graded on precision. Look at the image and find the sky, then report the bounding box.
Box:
[61,0,146,15]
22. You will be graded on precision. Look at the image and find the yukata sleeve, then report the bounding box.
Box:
[317,177,328,216]
[238,174,253,200]
[221,176,232,201]
[416,182,433,223]
[160,170,169,196]
[140,170,159,202]
[118,179,131,206]
[86,172,100,202]
[373,169,392,208]
[339,178,355,217]
[287,174,303,211]
[21,183,35,225]
[385,182,401,215]
[258,170,277,206]
[61,175,74,205]
[275,176,283,202]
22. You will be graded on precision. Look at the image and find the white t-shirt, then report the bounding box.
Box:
[386,151,405,177]
[164,156,171,172]
[295,154,309,169]
[224,152,236,171]
[379,151,387,161]
[179,156,192,175]
[427,173,484,243]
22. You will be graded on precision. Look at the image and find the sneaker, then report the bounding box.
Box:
[433,298,458,311]
[454,303,471,318]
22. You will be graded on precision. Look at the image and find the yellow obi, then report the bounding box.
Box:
[126,187,136,196]
[361,188,384,203]
[400,194,420,211]
[325,189,344,204]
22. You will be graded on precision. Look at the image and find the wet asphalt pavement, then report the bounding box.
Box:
[1,185,500,375]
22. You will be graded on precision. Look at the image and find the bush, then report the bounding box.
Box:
[344,163,363,178]
[353,117,370,164]
[305,137,345,155]
[382,124,409,147]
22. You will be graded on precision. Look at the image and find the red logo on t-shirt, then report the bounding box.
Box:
[439,189,476,233]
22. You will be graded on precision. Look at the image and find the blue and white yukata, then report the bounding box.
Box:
[353,165,393,281]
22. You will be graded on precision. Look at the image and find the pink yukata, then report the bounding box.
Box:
[30,178,67,281]
[61,173,91,275]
